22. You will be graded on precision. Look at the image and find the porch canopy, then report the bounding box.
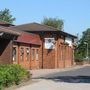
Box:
[14,32,41,45]
[0,26,20,39]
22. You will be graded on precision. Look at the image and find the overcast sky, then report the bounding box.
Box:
[0,0,90,36]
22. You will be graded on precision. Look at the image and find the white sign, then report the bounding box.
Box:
[65,37,72,46]
[0,32,4,36]
[44,38,55,49]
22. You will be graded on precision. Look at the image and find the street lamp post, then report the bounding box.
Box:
[84,42,89,62]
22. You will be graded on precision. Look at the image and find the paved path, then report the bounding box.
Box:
[16,79,90,90]
[15,65,90,90]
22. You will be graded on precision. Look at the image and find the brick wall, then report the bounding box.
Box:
[40,33,56,69]
[0,38,13,64]
[0,32,75,69]
[13,43,40,69]
[30,45,40,69]
[34,32,74,69]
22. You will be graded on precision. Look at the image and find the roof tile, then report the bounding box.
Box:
[0,26,20,35]
[15,32,41,45]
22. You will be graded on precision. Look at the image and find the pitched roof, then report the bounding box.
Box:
[15,32,41,45]
[0,26,20,35]
[12,22,77,38]
[0,20,14,26]
[12,22,57,31]
[0,20,10,24]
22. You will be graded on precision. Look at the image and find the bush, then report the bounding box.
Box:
[75,58,83,62]
[0,64,30,89]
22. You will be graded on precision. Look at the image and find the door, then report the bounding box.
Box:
[19,46,25,68]
[19,46,31,69]
[31,48,39,69]
[12,46,18,64]
[25,47,30,69]
[58,45,65,68]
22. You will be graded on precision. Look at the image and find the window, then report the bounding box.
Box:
[20,48,24,61]
[12,47,17,61]
[36,49,39,60]
[32,49,35,60]
[26,48,29,61]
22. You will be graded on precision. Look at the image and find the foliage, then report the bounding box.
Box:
[0,8,16,24]
[41,17,64,31]
[75,28,90,61]
[0,64,30,90]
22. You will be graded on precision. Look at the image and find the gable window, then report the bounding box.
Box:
[20,48,24,61]
[12,47,17,61]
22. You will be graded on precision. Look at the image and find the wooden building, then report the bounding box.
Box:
[0,21,77,69]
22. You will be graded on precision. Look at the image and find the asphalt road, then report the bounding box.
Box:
[40,66,90,83]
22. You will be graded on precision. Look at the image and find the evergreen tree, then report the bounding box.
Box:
[0,8,16,24]
[41,17,64,31]
[75,28,90,60]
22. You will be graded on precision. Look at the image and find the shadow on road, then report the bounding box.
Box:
[39,76,90,83]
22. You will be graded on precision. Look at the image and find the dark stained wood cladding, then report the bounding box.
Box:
[0,33,17,39]
[0,38,13,64]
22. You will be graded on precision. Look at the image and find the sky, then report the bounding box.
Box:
[0,0,90,36]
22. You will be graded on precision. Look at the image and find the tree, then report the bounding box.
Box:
[75,28,90,61]
[41,17,64,31]
[0,8,16,24]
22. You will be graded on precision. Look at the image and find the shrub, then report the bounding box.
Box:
[0,64,30,89]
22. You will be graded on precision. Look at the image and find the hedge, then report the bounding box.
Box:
[0,64,31,90]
